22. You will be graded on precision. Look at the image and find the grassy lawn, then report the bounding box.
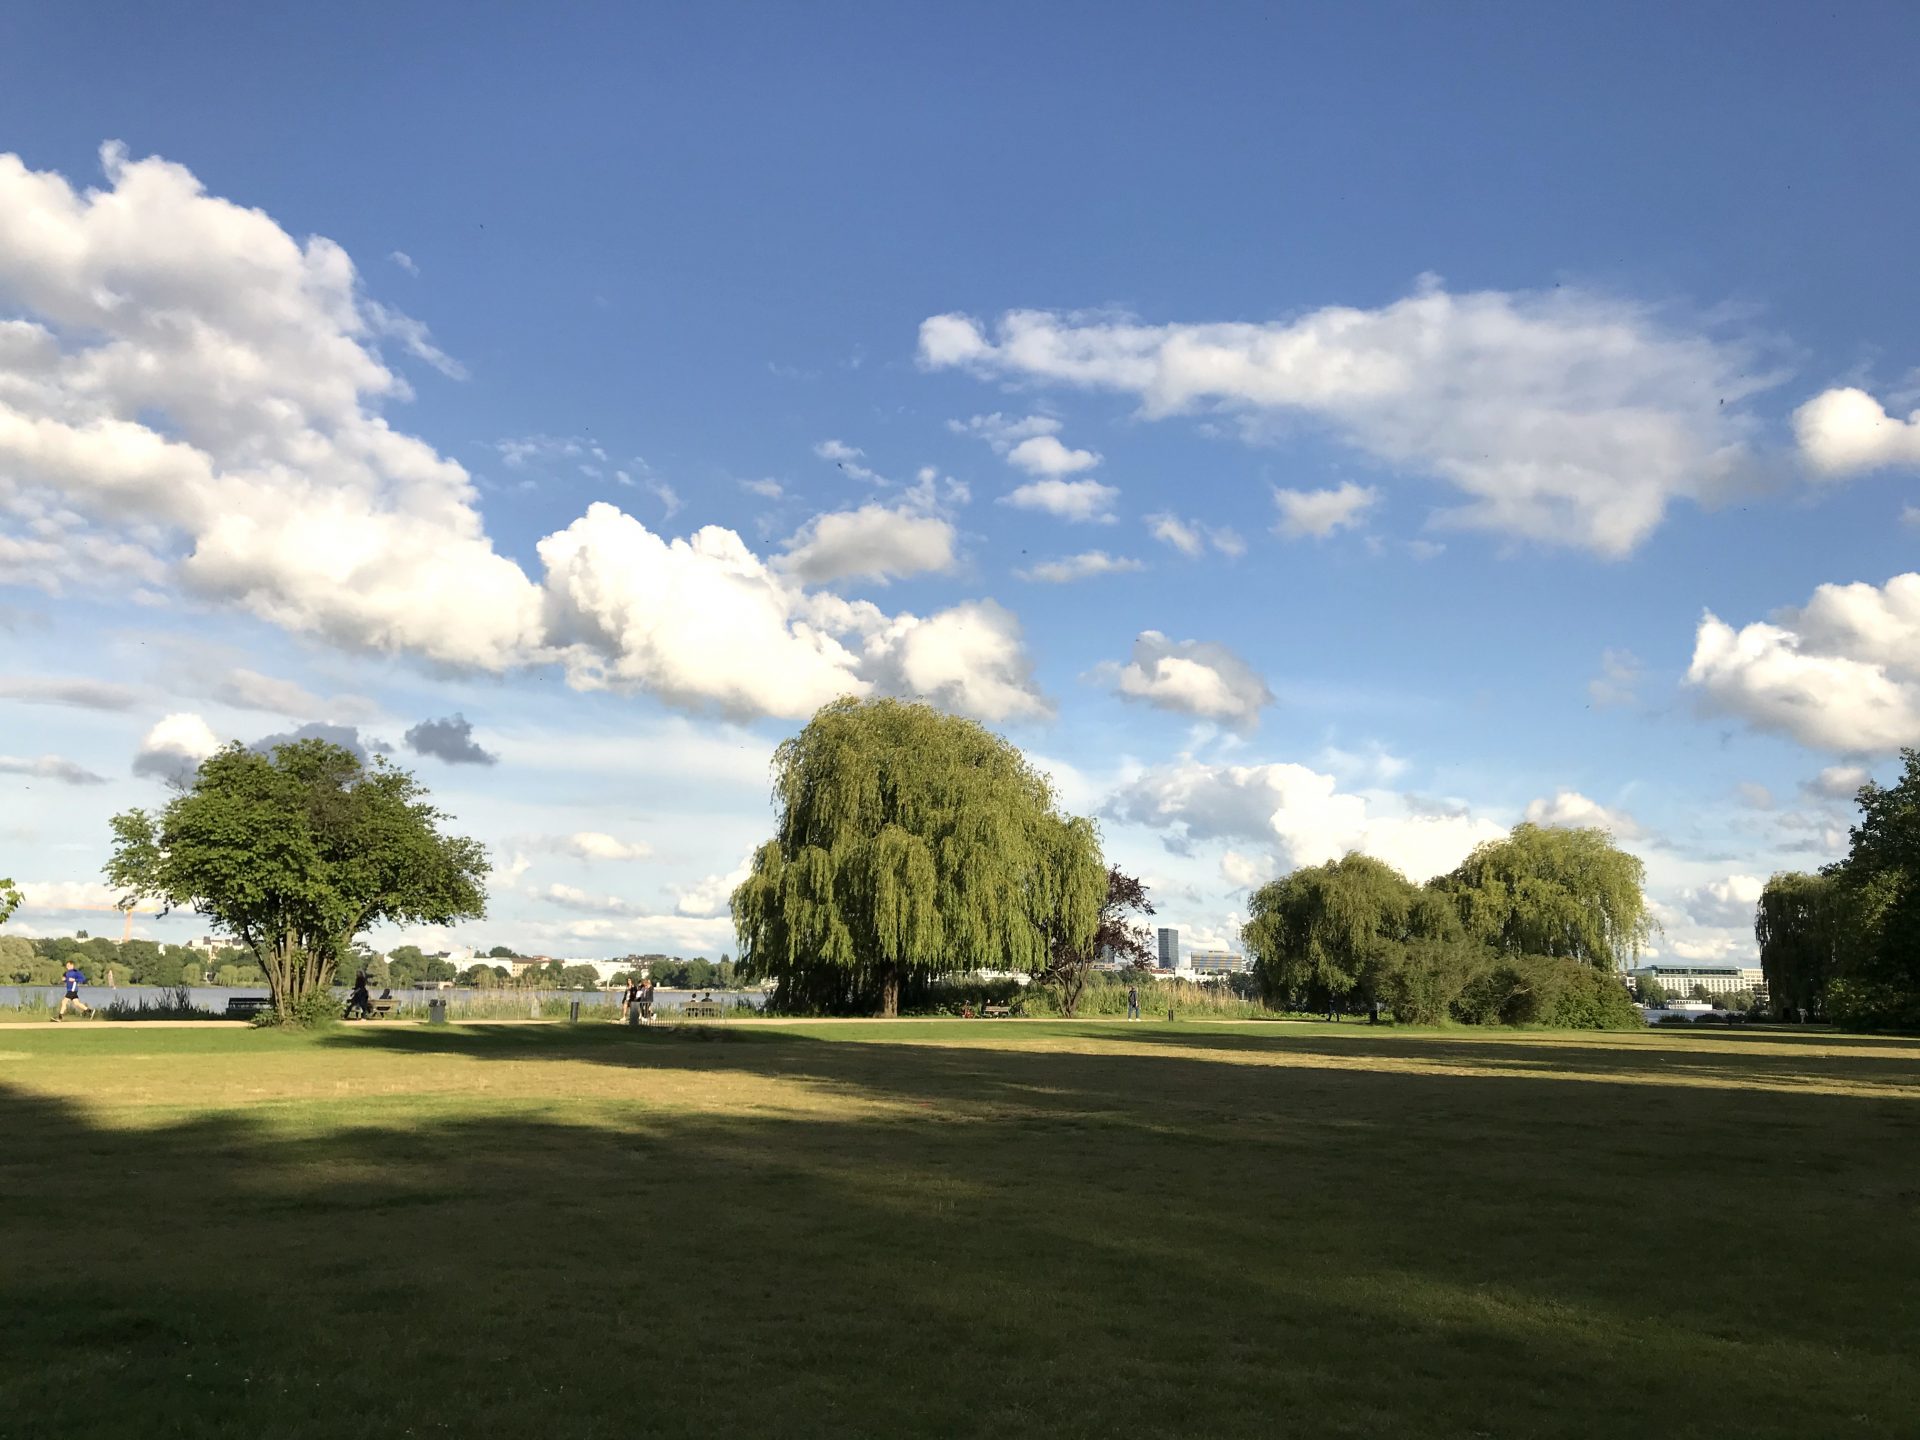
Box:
[3,1020,1918,1438]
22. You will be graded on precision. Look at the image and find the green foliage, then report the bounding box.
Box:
[733,698,1105,1015]
[1244,855,1459,1010]
[106,738,487,1021]
[1035,868,1155,1017]
[1450,954,1637,1028]
[1243,833,1654,1029]
[1634,976,1670,1007]
[1377,939,1490,1024]
[0,934,36,982]
[0,877,20,926]
[1760,753,1920,1029]
[1435,823,1652,969]
[251,985,343,1029]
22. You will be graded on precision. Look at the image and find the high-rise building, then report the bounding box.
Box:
[1157,927,1180,968]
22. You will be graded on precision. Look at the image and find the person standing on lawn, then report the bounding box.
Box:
[56,963,95,1021]
[1126,982,1141,1021]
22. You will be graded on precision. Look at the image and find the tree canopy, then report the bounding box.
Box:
[732,697,1105,1015]
[1767,750,1920,1028]
[1244,854,1459,1010]
[106,739,488,1021]
[1240,825,1650,1029]
[1434,823,1652,969]
[1036,866,1155,1017]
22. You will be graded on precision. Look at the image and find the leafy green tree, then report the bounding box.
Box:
[0,934,36,982]
[733,698,1105,1016]
[386,945,430,985]
[179,959,203,986]
[1756,870,1842,1019]
[1818,752,1920,1028]
[1037,867,1155,1018]
[1634,975,1669,1007]
[0,877,21,927]
[1434,823,1652,970]
[106,738,487,1022]
[1244,854,1457,1011]
[486,944,519,959]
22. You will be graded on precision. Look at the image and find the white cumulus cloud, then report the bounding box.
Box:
[0,147,1049,727]
[1016,551,1144,584]
[1272,482,1379,539]
[920,282,1769,555]
[1145,512,1242,558]
[778,503,957,585]
[1106,759,1505,883]
[1688,575,1920,753]
[1001,478,1119,523]
[1794,387,1920,476]
[1523,789,1642,839]
[1099,631,1273,731]
[133,712,221,784]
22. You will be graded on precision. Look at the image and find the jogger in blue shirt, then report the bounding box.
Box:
[56,965,95,1021]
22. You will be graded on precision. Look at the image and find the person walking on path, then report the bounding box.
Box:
[345,969,374,1020]
[618,974,641,1024]
[639,976,657,1026]
[1126,982,1141,1021]
[55,963,95,1021]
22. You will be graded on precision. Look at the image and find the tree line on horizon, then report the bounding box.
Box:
[24,696,1909,1030]
[727,698,1656,1027]
[1241,828,1651,1028]
[1758,750,1920,1029]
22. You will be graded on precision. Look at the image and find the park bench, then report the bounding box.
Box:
[981,1003,1014,1018]
[371,998,397,1019]
[682,1001,727,1018]
[226,996,273,1019]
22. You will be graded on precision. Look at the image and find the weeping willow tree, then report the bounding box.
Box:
[1755,870,1844,1018]
[1242,854,1458,1010]
[1432,823,1652,971]
[731,698,1105,1016]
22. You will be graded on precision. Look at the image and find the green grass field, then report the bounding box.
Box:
[4,1019,1917,1438]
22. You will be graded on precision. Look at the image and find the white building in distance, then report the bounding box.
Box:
[1627,963,1765,999]
[1188,949,1249,976]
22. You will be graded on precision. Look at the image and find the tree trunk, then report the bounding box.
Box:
[879,964,900,1018]
[1062,967,1085,1018]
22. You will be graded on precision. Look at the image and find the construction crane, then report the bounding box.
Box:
[67,903,161,944]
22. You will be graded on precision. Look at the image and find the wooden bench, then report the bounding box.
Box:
[981,1003,1015,1019]
[226,996,273,1019]
[371,998,397,1019]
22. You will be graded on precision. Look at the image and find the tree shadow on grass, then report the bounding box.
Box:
[7,1029,1920,1440]
[326,1018,1920,1103]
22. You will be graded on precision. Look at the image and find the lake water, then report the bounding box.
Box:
[1,983,766,1014]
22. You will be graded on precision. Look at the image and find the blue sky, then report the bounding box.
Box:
[3,3,1917,962]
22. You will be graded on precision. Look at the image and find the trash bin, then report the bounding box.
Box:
[427,998,448,1026]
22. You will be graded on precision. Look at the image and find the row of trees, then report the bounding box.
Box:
[1758,751,1920,1029]
[1241,825,1652,1028]
[0,932,267,988]
[728,699,1660,1026]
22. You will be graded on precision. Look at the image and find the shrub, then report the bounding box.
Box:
[1542,964,1644,1030]
[1381,941,1487,1024]
[252,986,344,1029]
